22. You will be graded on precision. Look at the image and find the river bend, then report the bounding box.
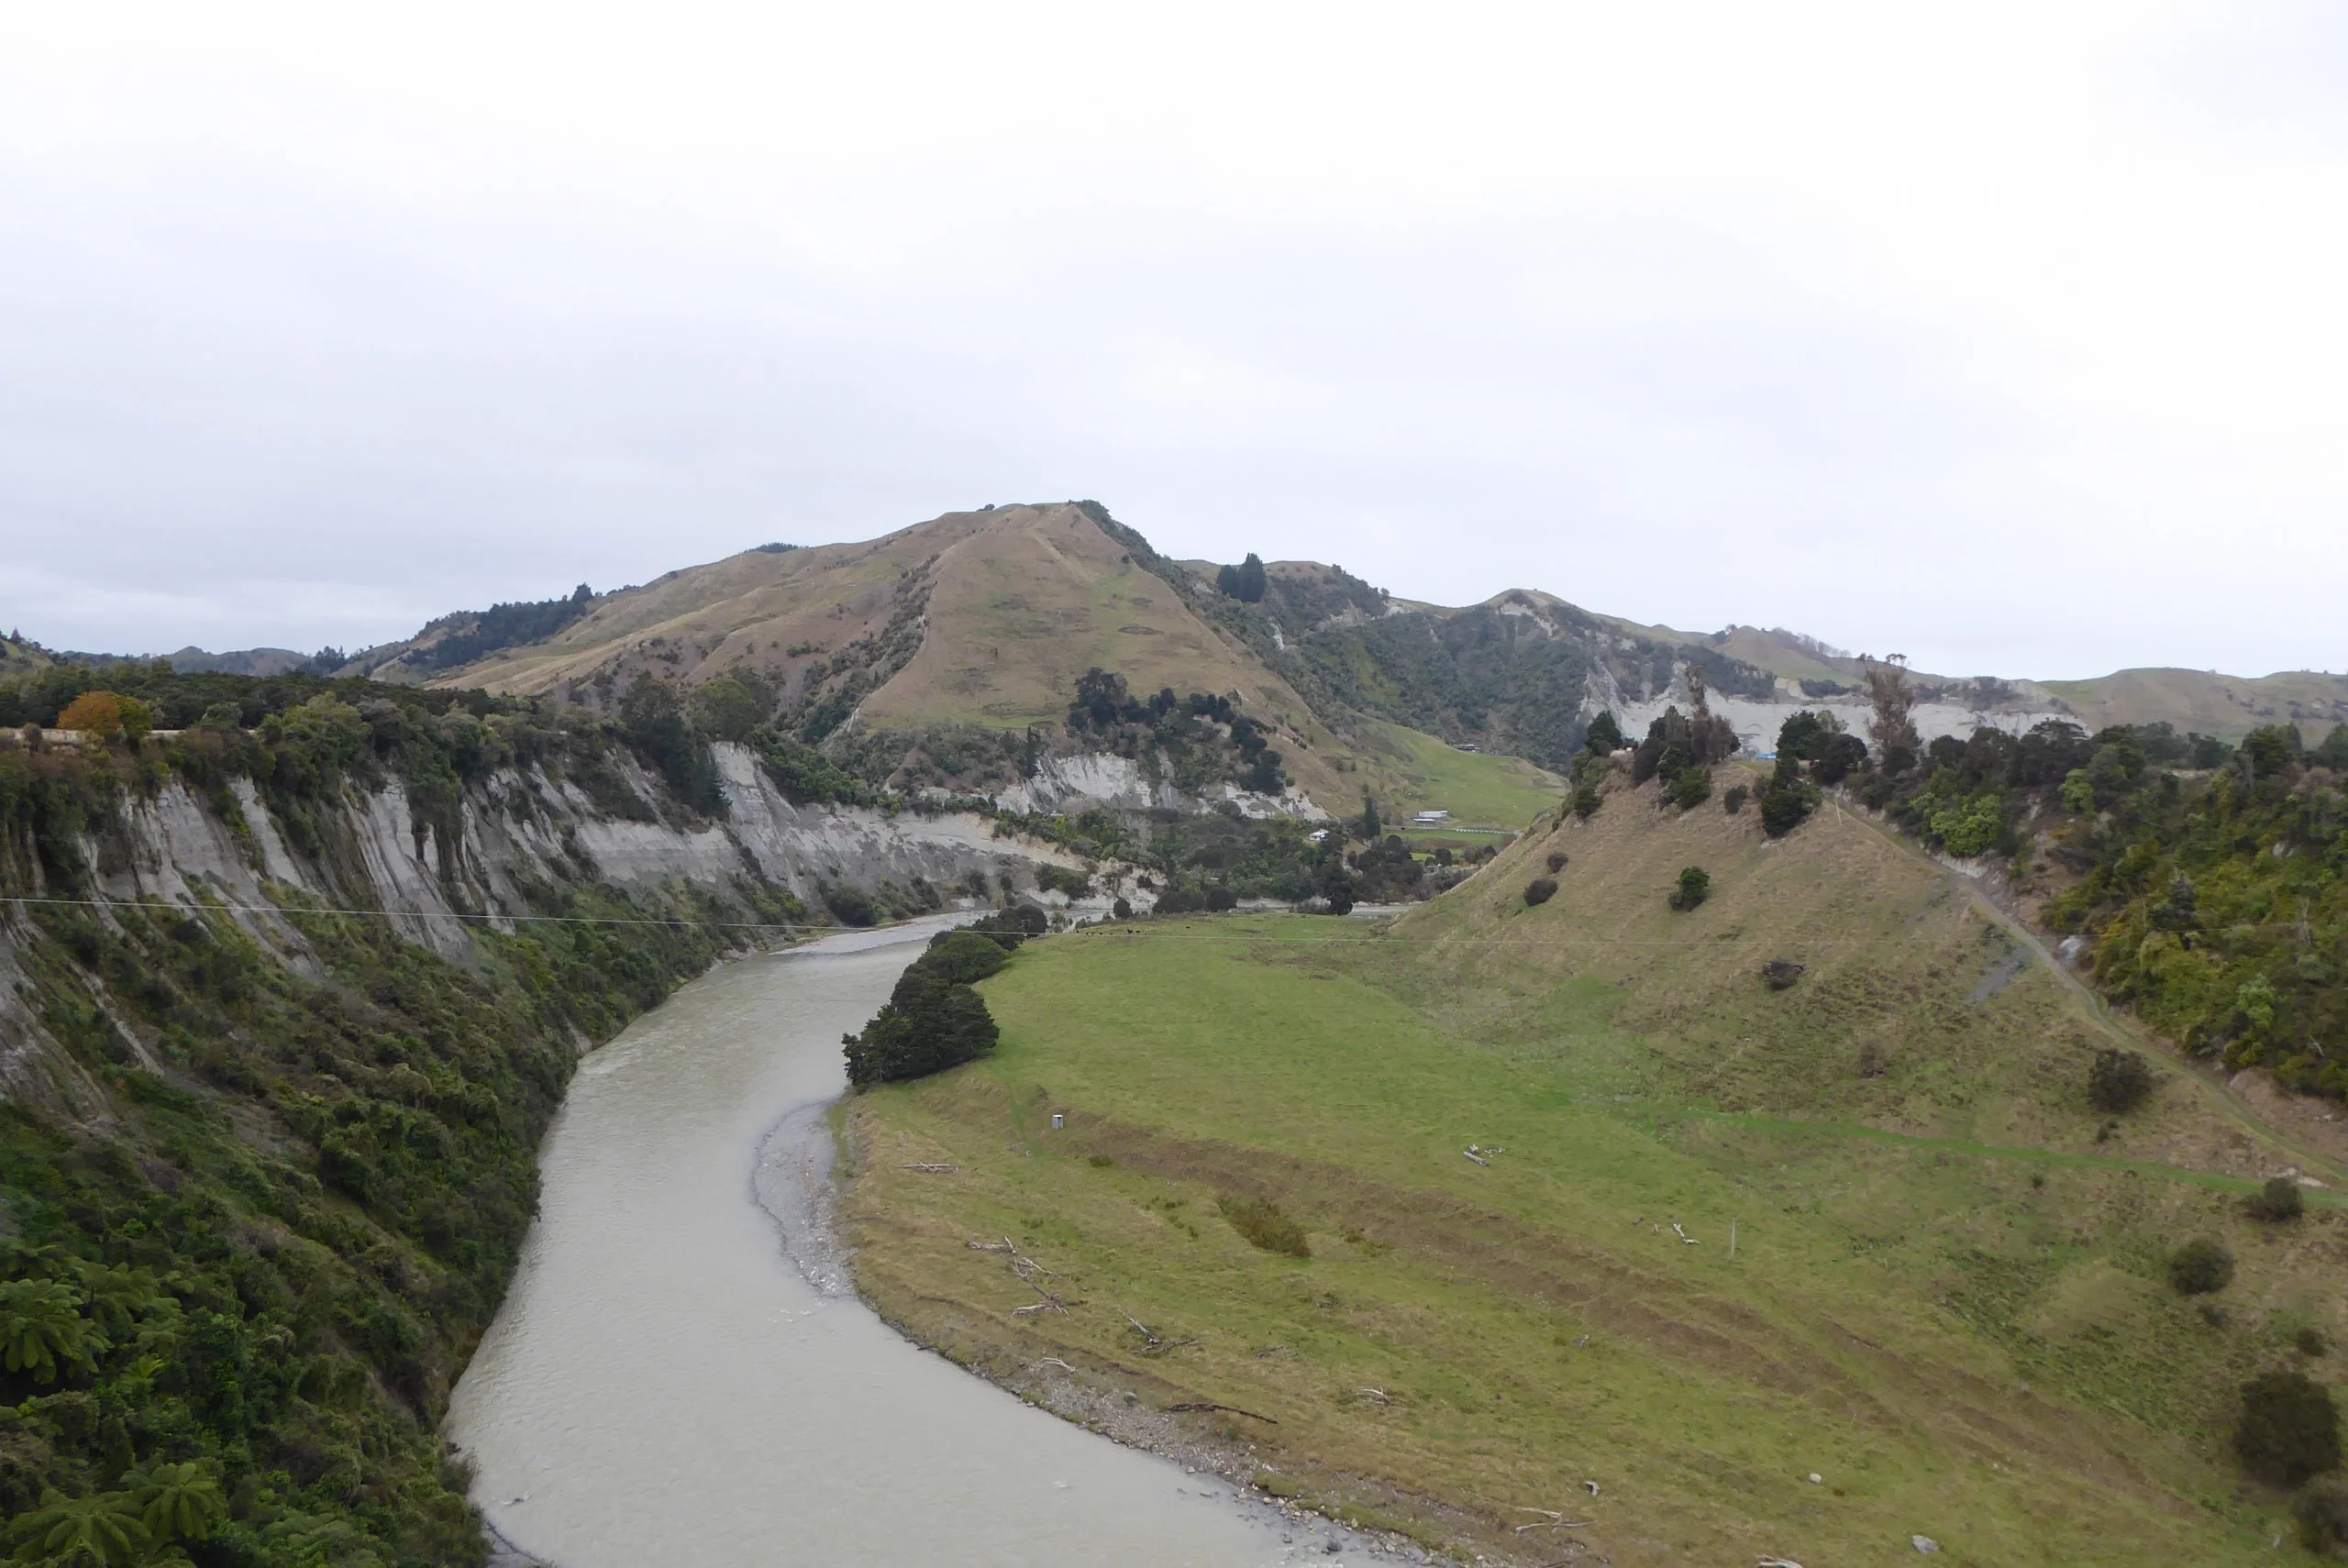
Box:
[446,921,1318,1566]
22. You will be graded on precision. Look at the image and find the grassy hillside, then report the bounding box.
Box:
[1354,720,1561,829]
[842,767,2348,1565]
[428,502,1537,815]
[2032,668,2348,745]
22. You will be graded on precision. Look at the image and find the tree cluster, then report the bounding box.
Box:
[1063,669,1285,795]
[1215,553,1269,603]
[843,930,1020,1088]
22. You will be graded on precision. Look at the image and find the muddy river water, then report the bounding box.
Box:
[446,921,1338,1566]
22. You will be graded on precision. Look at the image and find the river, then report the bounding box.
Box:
[446,920,1346,1566]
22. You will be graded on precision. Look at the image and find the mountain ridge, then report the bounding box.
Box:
[34,504,2347,810]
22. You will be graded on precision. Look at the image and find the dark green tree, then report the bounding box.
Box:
[2087,1048,2154,1113]
[2237,1370,2342,1485]
[1668,866,1711,911]
[2169,1238,2234,1295]
[2248,1176,2307,1222]
[920,930,1013,984]
[844,972,1001,1087]
[1235,552,1268,603]
[1583,712,1625,754]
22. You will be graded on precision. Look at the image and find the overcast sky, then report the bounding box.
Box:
[4,3,2343,679]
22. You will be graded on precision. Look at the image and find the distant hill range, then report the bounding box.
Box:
[30,502,2344,809]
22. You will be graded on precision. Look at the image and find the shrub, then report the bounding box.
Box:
[823,882,879,928]
[1723,783,1748,814]
[2249,1176,2308,1222]
[1219,1196,1310,1257]
[1758,784,1814,837]
[2295,1476,2348,1555]
[1569,782,1602,820]
[2169,1238,2235,1295]
[1667,766,1712,810]
[1112,896,1133,920]
[1545,851,1568,872]
[1523,878,1557,907]
[2237,1370,2342,1485]
[1761,959,1805,990]
[919,930,1012,985]
[1036,864,1092,899]
[2087,1048,2154,1114]
[1667,866,1711,911]
[2303,1327,2332,1358]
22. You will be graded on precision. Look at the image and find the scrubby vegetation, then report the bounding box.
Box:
[1063,668,1288,796]
[1667,865,1711,911]
[1715,668,2348,1104]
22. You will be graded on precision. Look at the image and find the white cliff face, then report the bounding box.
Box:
[995,752,1183,814]
[993,749,1331,821]
[1608,684,2077,756]
[1,741,1091,1097]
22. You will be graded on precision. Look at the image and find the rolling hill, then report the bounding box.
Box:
[282,498,2345,814]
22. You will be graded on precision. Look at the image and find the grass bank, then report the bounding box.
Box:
[843,778,2348,1566]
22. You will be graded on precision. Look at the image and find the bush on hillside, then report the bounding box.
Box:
[1723,783,1748,814]
[1761,959,1806,990]
[2087,1048,2154,1114]
[1219,1196,1310,1257]
[2169,1238,2235,1295]
[1570,782,1602,820]
[1545,851,1568,872]
[1112,895,1133,919]
[1667,766,1712,810]
[1667,866,1711,911]
[1523,878,1557,907]
[823,882,879,928]
[1811,732,1869,785]
[1036,864,1092,899]
[2237,1370,2342,1485]
[2249,1176,2308,1222]
[2294,1477,2348,1555]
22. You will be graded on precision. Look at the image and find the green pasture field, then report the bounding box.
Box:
[842,781,2347,1566]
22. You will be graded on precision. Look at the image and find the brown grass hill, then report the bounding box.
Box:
[420,502,1453,814]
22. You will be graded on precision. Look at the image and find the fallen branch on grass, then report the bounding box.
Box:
[899,1162,957,1173]
[1165,1401,1279,1425]
[1012,1292,1080,1317]
[1354,1386,1391,1405]
[968,1237,1017,1253]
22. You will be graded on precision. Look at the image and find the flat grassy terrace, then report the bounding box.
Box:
[842,784,2344,1565]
